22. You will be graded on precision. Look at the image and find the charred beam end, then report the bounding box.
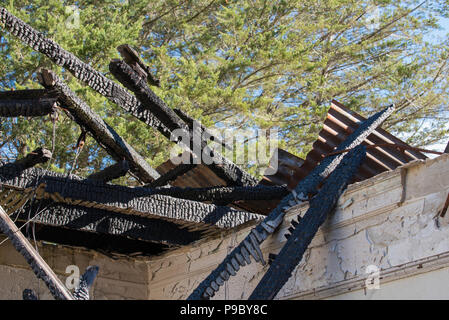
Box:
[0,7,169,136]
[187,105,394,300]
[249,146,366,300]
[109,59,258,187]
[109,59,189,134]
[14,148,52,170]
[117,44,160,87]
[87,160,130,183]
[37,69,160,183]
[0,89,59,117]
[0,205,74,300]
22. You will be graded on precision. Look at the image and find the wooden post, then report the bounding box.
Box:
[0,205,74,300]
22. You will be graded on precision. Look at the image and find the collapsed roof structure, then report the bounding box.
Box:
[0,7,437,300]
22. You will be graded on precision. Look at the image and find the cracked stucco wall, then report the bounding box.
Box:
[146,154,449,300]
[0,239,149,300]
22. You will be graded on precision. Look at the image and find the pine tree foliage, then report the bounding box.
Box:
[1,0,449,181]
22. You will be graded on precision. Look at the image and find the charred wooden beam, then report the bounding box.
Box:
[109,59,258,187]
[0,7,255,186]
[0,89,58,117]
[14,148,52,170]
[14,200,201,246]
[174,108,232,151]
[149,184,289,202]
[37,69,160,183]
[249,146,366,299]
[0,89,49,99]
[0,7,170,136]
[109,59,191,133]
[19,224,169,257]
[117,44,160,87]
[187,105,394,300]
[0,205,74,300]
[0,164,263,230]
[87,160,129,183]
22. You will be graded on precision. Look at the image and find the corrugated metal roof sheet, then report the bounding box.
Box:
[286,100,427,184]
[155,100,427,214]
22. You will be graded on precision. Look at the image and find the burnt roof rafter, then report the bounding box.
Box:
[86,160,130,183]
[0,7,258,188]
[187,104,395,300]
[0,7,170,136]
[38,69,160,183]
[0,89,59,117]
[109,59,258,187]
[0,161,263,231]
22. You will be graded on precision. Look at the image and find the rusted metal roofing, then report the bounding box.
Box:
[289,100,427,184]
[155,100,427,214]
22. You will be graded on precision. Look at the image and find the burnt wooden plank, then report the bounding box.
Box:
[109,59,258,187]
[37,69,160,183]
[187,105,394,300]
[13,200,201,246]
[0,7,170,137]
[14,148,52,170]
[87,160,129,183]
[117,44,160,87]
[0,205,74,300]
[249,146,366,300]
[0,89,58,117]
[148,184,289,202]
[0,164,263,230]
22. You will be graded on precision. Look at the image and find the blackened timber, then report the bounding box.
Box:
[19,224,169,257]
[0,98,57,117]
[187,105,394,300]
[38,69,160,183]
[0,164,263,230]
[14,200,201,246]
[0,89,49,99]
[0,205,74,300]
[109,59,191,134]
[150,185,289,202]
[87,160,129,183]
[174,108,232,150]
[249,146,366,300]
[14,148,51,170]
[0,89,58,117]
[0,7,170,137]
[117,44,160,87]
[109,59,258,187]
